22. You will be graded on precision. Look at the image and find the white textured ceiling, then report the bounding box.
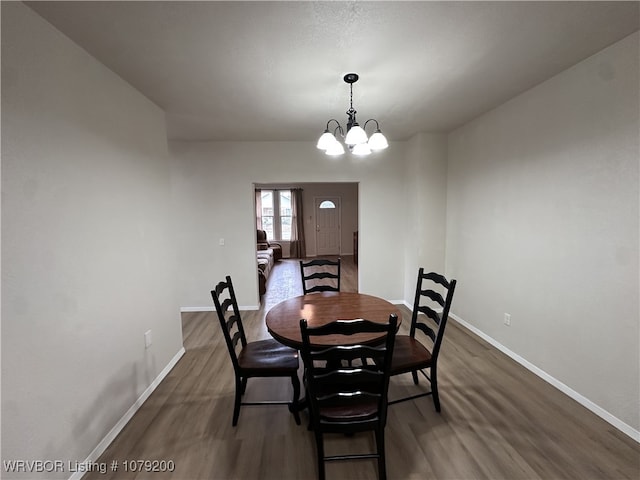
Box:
[26,1,639,142]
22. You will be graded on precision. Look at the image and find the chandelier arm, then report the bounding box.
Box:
[363,118,380,131]
[325,118,343,131]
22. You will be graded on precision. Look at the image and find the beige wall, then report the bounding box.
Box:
[2,3,183,478]
[169,141,409,308]
[402,133,449,302]
[170,138,448,310]
[446,32,639,433]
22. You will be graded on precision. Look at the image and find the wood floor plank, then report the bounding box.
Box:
[85,257,639,480]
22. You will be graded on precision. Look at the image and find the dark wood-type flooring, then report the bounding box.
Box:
[87,256,639,479]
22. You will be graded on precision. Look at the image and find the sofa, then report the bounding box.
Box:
[256,230,282,296]
[257,229,282,261]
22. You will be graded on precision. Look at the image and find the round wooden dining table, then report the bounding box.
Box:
[266,291,402,349]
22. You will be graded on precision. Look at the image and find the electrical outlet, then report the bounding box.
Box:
[504,313,511,326]
[219,238,225,246]
[144,330,152,348]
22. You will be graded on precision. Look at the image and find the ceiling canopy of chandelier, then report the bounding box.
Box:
[316,73,388,156]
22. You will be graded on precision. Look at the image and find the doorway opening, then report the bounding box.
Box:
[254,182,359,298]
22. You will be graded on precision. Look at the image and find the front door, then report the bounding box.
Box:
[315,197,341,255]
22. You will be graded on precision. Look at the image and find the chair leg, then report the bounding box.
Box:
[314,431,325,480]
[431,367,441,412]
[376,428,387,480]
[411,370,419,385]
[307,404,314,431]
[240,377,248,395]
[289,373,301,425]
[232,375,243,426]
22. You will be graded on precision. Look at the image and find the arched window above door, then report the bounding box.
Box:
[319,200,336,209]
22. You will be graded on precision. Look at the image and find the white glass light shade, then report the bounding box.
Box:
[325,140,345,155]
[368,131,388,150]
[316,131,336,150]
[351,142,372,156]
[344,125,368,145]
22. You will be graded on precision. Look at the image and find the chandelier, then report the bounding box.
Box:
[316,73,388,156]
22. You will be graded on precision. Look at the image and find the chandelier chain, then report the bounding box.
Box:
[347,82,356,116]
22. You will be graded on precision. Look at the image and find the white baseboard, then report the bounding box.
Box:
[180,306,214,312]
[389,299,407,306]
[180,305,259,312]
[450,313,640,443]
[69,347,186,480]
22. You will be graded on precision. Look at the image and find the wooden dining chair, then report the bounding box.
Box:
[299,258,341,294]
[211,275,301,426]
[388,268,456,411]
[299,315,398,480]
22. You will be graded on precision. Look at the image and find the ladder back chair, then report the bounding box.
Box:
[299,315,398,480]
[389,268,456,411]
[299,258,341,294]
[211,275,301,426]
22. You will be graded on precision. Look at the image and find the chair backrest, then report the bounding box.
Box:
[299,315,398,431]
[299,258,341,294]
[211,276,247,372]
[410,268,457,362]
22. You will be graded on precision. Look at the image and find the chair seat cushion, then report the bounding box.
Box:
[391,335,433,375]
[238,339,299,373]
[309,378,381,423]
[319,400,379,422]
